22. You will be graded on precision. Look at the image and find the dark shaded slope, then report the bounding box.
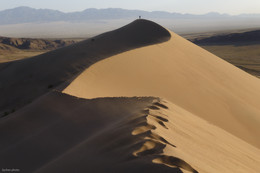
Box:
[0,91,183,173]
[0,19,171,117]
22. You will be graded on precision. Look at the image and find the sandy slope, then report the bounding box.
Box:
[149,99,260,173]
[1,92,259,173]
[0,19,170,116]
[0,91,182,173]
[64,29,260,148]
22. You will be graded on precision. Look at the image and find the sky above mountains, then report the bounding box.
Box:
[1,0,260,15]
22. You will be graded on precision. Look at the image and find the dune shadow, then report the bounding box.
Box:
[154,155,198,173]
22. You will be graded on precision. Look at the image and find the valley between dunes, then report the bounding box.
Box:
[1,19,260,173]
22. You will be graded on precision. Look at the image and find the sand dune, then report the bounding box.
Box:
[1,92,259,172]
[64,27,260,148]
[0,19,170,117]
[1,19,260,172]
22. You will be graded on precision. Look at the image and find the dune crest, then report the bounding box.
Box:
[0,19,170,117]
[1,91,259,173]
[131,100,199,173]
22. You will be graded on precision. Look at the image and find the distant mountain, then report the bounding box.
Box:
[0,6,65,24]
[1,6,260,25]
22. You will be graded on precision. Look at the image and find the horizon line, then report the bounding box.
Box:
[1,6,260,16]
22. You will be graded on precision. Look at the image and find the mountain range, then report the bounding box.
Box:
[1,6,260,25]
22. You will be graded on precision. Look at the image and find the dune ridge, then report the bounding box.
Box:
[0,91,198,173]
[131,100,199,173]
[0,19,170,117]
[1,91,259,173]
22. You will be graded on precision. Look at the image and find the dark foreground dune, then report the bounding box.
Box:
[0,91,190,173]
[1,91,259,173]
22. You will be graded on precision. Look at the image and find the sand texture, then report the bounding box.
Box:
[1,92,259,172]
[0,19,170,116]
[64,28,260,148]
[1,19,260,172]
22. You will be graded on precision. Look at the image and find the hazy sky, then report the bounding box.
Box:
[1,0,260,14]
